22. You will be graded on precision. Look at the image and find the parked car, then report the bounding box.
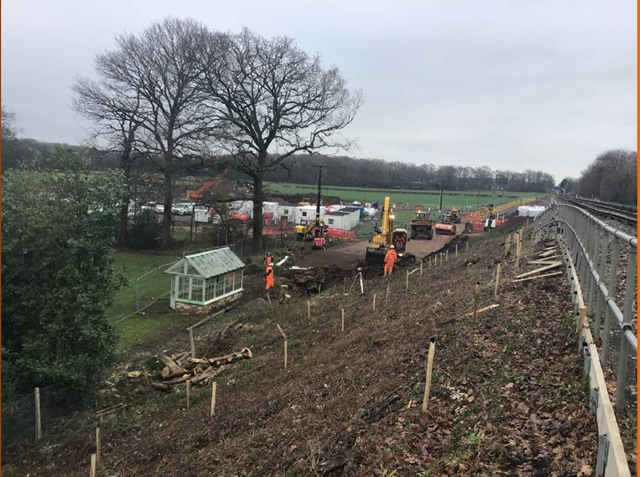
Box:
[155,204,165,213]
[172,203,193,215]
[141,202,157,212]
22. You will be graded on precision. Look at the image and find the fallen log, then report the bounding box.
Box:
[158,354,187,375]
[463,304,500,318]
[151,382,173,393]
[190,366,226,385]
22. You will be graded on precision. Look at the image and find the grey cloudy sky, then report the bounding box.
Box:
[2,0,636,182]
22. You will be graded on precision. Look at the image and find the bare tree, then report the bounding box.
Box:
[199,28,363,252]
[71,79,143,245]
[94,17,216,247]
[2,104,21,169]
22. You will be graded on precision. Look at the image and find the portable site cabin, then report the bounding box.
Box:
[295,205,327,225]
[165,248,245,313]
[324,209,360,230]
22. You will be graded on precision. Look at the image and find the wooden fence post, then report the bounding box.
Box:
[406,270,409,290]
[515,235,521,268]
[341,309,345,332]
[277,324,288,370]
[385,282,390,305]
[189,327,196,359]
[186,380,191,409]
[473,282,480,325]
[90,454,96,477]
[210,381,217,417]
[494,263,501,298]
[35,387,41,441]
[466,242,469,253]
[373,293,376,311]
[446,249,449,262]
[96,424,100,462]
[420,260,423,278]
[307,300,311,319]
[422,338,436,412]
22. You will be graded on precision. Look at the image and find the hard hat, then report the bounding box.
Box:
[390,245,395,249]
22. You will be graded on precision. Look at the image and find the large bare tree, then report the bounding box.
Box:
[199,28,363,252]
[94,17,215,247]
[71,79,143,245]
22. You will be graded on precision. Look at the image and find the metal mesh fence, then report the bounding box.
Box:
[108,236,302,324]
[1,385,74,449]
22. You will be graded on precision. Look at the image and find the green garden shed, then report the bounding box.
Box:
[165,247,245,313]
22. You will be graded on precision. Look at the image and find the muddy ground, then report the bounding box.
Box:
[296,217,466,269]
[6,216,631,476]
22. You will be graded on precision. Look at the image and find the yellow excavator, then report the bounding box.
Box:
[366,197,416,265]
[296,219,328,241]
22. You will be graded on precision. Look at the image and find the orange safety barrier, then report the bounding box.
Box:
[327,228,355,239]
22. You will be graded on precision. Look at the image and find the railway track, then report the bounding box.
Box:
[563,196,637,227]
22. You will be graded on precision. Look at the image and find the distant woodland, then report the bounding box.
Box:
[2,136,556,193]
[560,149,637,205]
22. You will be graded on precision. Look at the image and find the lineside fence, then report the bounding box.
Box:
[533,201,637,412]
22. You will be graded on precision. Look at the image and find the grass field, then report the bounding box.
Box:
[266,182,538,208]
[109,251,183,350]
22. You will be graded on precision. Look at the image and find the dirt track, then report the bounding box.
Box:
[296,220,465,269]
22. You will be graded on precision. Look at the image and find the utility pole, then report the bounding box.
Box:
[312,166,327,238]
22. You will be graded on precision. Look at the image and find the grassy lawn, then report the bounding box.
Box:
[109,251,184,350]
[266,182,538,208]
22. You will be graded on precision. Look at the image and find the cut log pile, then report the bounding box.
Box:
[151,348,252,392]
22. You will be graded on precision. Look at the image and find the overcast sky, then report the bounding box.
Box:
[2,0,636,182]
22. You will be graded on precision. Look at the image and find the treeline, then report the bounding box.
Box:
[261,155,555,192]
[2,138,555,194]
[560,149,637,205]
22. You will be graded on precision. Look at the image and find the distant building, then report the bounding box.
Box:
[552,186,566,194]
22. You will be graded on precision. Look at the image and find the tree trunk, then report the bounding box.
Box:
[252,175,263,254]
[162,171,173,248]
[117,146,134,246]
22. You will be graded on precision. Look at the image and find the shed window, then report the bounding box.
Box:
[284,209,289,214]
[302,211,307,216]
[178,277,189,299]
[205,278,216,301]
[225,273,233,294]
[191,278,203,301]
[328,218,334,225]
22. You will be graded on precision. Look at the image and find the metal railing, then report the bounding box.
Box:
[533,201,637,409]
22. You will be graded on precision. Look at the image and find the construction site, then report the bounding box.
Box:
[4,191,637,477]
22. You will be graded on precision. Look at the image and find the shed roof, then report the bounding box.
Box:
[165,247,245,278]
[325,211,353,216]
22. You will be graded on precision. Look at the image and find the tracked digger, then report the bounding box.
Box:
[366,197,416,265]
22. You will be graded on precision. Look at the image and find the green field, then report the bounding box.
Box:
[108,251,183,350]
[266,182,537,208]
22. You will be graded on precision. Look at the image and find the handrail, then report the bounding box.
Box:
[533,202,637,410]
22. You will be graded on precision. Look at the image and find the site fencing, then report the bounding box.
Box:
[109,235,300,325]
[533,201,637,411]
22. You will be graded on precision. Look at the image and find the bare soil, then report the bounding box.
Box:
[6,217,628,476]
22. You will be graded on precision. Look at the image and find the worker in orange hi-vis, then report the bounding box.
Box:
[383,245,398,278]
[264,252,273,270]
[265,261,275,290]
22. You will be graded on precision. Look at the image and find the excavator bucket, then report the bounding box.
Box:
[365,247,387,263]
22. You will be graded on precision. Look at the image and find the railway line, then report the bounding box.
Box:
[561,196,637,227]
